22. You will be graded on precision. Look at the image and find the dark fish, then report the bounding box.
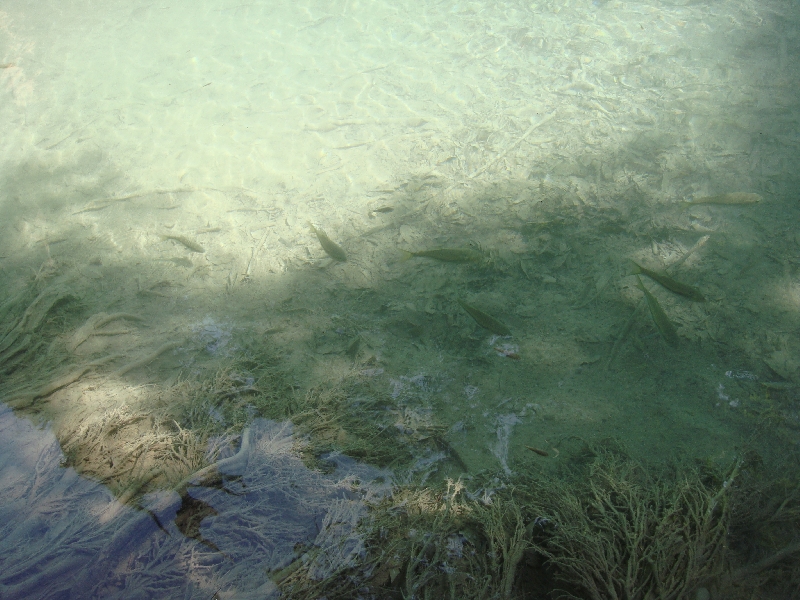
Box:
[526,446,549,457]
[494,346,521,360]
[635,276,678,346]
[155,257,194,268]
[458,299,511,336]
[401,248,484,263]
[760,381,797,390]
[345,336,361,358]
[627,261,705,302]
[161,234,205,253]
[308,222,347,261]
[683,192,761,206]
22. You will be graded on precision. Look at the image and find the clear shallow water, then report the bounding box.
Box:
[1,0,799,597]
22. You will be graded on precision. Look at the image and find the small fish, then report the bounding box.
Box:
[345,336,361,358]
[526,445,549,457]
[760,381,798,390]
[155,257,194,268]
[308,222,347,261]
[458,299,511,336]
[635,275,678,346]
[495,347,521,360]
[369,205,394,216]
[401,248,484,263]
[161,234,205,253]
[627,261,705,302]
[682,192,762,206]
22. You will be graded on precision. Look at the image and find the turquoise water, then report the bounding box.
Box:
[1,0,799,598]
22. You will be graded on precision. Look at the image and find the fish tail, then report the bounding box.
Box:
[399,250,413,262]
[625,260,643,276]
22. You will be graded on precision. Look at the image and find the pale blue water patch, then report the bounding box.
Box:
[491,412,523,475]
[191,316,235,356]
[0,407,391,599]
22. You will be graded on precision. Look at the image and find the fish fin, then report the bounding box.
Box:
[634,274,646,291]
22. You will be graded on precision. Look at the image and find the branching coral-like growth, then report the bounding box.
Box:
[529,451,732,600]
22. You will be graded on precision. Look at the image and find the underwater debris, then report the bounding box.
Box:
[67,312,145,352]
[468,110,557,179]
[494,344,520,359]
[113,341,181,377]
[492,413,521,475]
[5,354,118,409]
[192,317,233,356]
[0,283,79,387]
[72,187,200,214]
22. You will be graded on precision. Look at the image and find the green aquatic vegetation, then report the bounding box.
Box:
[272,440,800,600]
[289,384,412,469]
[526,449,733,600]
[276,480,533,600]
[66,312,145,352]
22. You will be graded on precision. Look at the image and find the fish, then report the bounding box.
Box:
[369,205,394,216]
[627,261,705,302]
[635,275,678,346]
[683,192,762,206]
[494,346,521,360]
[760,381,798,390]
[161,234,205,253]
[345,336,361,358]
[401,248,484,263]
[458,299,511,336]
[526,445,549,457]
[155,257,194,268]
[308,222,347,261]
